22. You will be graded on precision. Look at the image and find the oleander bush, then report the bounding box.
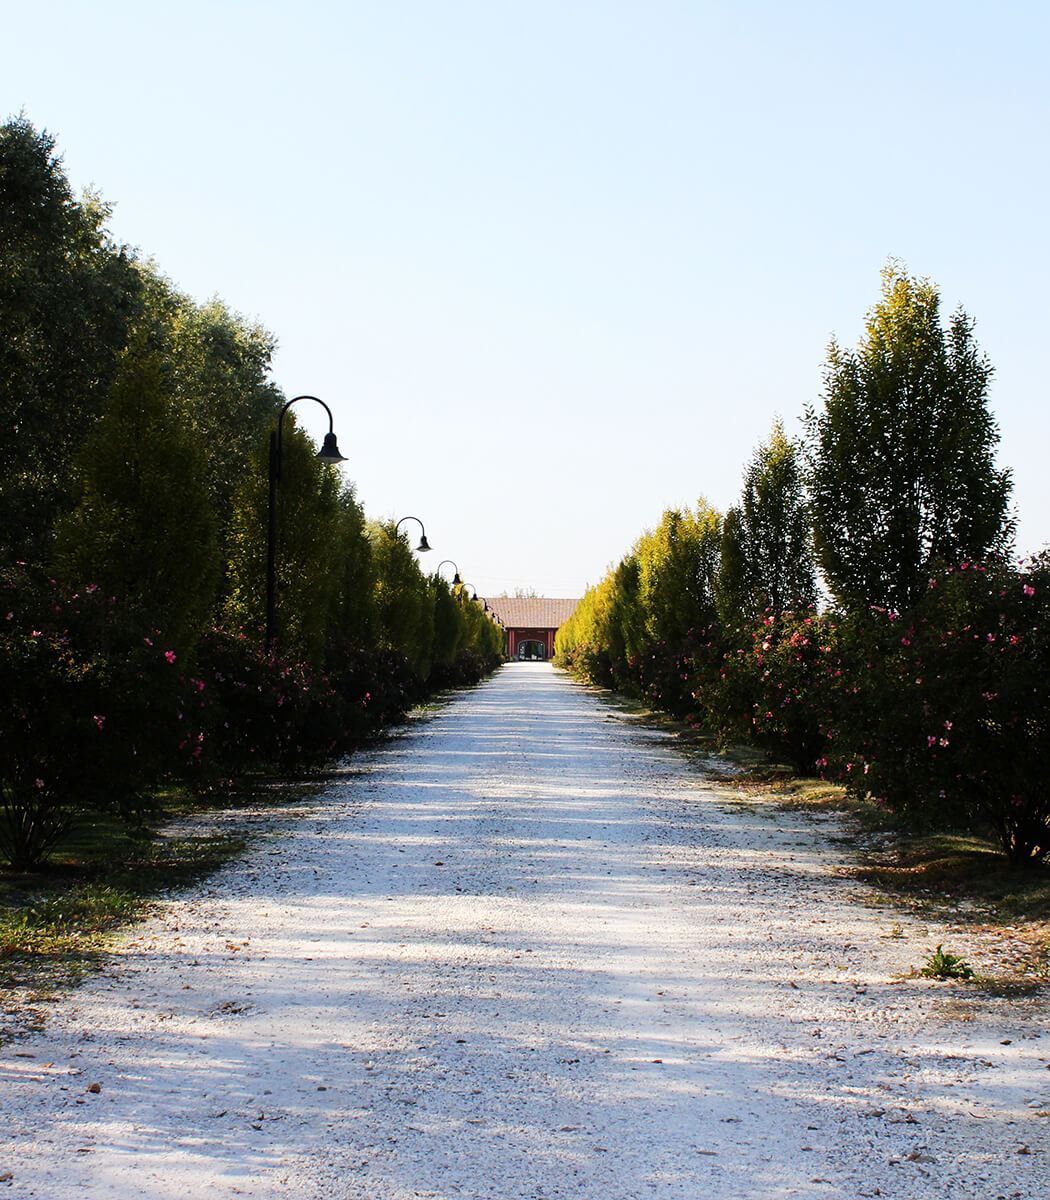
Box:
[824,558,1050,862]
[0,569,198,869]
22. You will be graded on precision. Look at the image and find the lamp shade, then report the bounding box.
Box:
[452,572,461,585]
[417,534,432,552]
[317,432,347,464]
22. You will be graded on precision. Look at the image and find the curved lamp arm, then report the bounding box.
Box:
[436,559,461,585]
[396,515,431,553]
[274,394,346,480]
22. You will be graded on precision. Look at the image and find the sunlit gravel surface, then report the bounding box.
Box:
[2,663,1048,1198]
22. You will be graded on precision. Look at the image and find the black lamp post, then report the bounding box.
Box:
[266,395,346,650]
[436,559,462,586]
[460,582,480,602]
[396,515,431,553]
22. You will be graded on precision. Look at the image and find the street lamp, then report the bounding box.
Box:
[460,582,480,602]
[266,394,346,650]
[396,515,431,553]
[436,559,462,586]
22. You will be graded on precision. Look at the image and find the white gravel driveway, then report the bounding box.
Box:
[2,662,1048,1198]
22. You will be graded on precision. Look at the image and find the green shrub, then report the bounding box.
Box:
[0,569,196,869]
[828,558,1050,863]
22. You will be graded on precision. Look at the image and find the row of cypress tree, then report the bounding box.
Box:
[557,265,1048,862]
[0,116,503,868]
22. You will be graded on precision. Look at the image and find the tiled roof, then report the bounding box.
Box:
[484,597,580,631]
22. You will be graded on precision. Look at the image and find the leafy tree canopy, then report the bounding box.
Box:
[804,262,1013,612]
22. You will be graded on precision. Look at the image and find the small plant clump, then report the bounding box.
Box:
[920,944,974,980]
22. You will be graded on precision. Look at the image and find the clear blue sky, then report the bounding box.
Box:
[6,1,1048,596]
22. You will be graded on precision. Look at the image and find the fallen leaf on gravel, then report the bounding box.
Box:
[0,1173,13,1183]
[86,1083,101,1094]
[1017,1145,1031,1154]
[904,1151,935,1163]
[216,1000,251,1015]
[559,1125,580,1132]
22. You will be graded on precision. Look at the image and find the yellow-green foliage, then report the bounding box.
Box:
[637,502,721,647]
[370,522,436,679]
[557,500,720,687]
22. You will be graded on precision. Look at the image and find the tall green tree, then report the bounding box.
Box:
[637,502,722,647]
[53,335,220,653]
[370,522,435,679]
[804,263,1012,612]
[716,420,816,626]
[0,116,142,564]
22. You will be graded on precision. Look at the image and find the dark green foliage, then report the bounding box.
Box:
[53,334,220,654]
[140,268,281,549]
[0,569,197,870]
[920,945,974,980]
[804,263,1013,612]
[192,630,352,775]
[716,421,816,627]
[695,610,830,772]
[0,117,143,565]
[825,558,1050,863]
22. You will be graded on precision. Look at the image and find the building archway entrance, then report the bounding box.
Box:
[516,639,547,661]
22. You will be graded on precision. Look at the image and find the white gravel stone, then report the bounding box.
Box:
[2,662,1047,1198]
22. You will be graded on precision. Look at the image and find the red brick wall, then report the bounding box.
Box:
[507,628,555,658]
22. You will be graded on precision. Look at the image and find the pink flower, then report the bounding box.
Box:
[144,636,153,647]
[1023,584,1036,597]
[34,778,45,790]
[84,583,98,594]
[93,714,105,732]
[30,629,41,638]
[164,650,177,663]
[927,736,938,748]
[986,633,996,643]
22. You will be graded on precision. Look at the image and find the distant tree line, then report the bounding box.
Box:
[557,265,1048,864]
[0,116,503,869]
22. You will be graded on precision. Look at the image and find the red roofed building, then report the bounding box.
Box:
[485,597,580,661]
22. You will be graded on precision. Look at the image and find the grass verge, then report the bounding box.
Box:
[0,784,294,1041]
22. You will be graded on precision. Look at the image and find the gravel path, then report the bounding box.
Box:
[2,662,1048,1198]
